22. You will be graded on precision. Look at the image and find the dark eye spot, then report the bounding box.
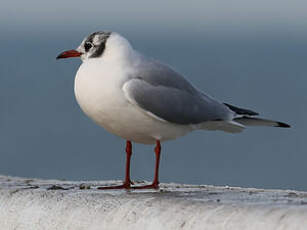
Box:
[84,42,93,52]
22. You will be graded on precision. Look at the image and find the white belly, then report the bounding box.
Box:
[74,62,192,144]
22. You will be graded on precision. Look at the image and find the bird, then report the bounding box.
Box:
[56,31,290,189]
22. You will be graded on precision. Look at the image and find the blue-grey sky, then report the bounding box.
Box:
[1,0,307,35]
[1,0,307,23]
[0,1,306,190]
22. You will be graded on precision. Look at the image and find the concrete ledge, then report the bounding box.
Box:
[0,175,307,230]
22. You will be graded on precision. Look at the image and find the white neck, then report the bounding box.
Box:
[98,33,138,67]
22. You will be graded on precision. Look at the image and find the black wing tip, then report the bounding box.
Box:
[276,122,291,128]
[224,103,259,116]
[246,111,259,116]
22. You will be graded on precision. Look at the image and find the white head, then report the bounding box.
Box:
[58,31,134,61]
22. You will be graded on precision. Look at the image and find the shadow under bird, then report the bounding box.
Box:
[57,31,290,189]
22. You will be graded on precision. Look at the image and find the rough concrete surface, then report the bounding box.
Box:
[0,175,307,230]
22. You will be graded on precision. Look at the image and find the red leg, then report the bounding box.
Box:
[98,140,133,189]
[133,140,161,189]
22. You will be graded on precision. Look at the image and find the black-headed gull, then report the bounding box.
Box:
[57,31,290,189]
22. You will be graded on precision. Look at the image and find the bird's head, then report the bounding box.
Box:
[56,31,112,61]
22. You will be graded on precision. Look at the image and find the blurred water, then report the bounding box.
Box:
[0,29,305,190]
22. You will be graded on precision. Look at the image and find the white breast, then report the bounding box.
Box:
[74,63,192,144]
[74,34,192,144]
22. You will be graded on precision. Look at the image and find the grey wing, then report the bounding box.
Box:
[123,59,233,125]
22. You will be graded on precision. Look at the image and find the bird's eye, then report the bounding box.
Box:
[84,42,93,52]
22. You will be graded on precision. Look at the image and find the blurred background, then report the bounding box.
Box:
[0,0,306,190]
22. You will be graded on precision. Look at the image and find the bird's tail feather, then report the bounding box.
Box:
[234,116,290,128]
[201,120,245,133]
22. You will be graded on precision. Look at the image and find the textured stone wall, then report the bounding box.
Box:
[0,175,306,230]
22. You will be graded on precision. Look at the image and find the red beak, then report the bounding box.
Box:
[56,49,82,59]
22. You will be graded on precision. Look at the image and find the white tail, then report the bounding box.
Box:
[234,117,290,128]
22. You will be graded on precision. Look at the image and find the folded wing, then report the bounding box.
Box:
[122,59,233,125]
